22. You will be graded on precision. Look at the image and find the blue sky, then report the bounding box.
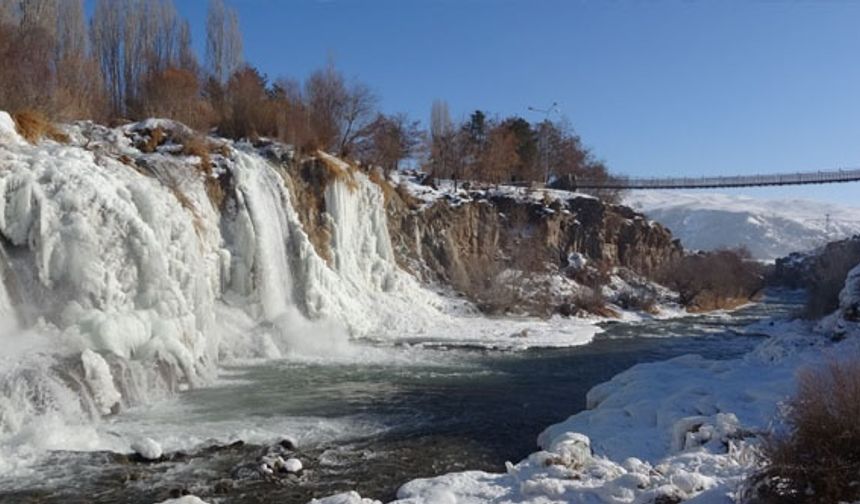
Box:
[165,1,860,205]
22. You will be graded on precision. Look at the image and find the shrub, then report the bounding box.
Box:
[746,357,860,504]
[135,67,215,131]
[802,244,860,319]
[181,134,212,175]
[615,289,658,314]
[655,247,763,310]
[12,110,69,144]
[218,66,275,140]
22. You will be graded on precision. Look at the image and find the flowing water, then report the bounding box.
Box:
[0,291,802,504]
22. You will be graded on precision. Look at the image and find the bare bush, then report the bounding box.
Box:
[218,66,274,140]
[136,67,215,131]
[656,247,763,310]
[746,357,860,504]
[615,289,658,314]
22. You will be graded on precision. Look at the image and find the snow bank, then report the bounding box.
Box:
[627,190,860,260]
[384,322,851,503]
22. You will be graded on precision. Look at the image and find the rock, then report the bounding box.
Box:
[130,437,163,461]
[385,185,682,316]
[284,457,303,473]
[277,436,297,451]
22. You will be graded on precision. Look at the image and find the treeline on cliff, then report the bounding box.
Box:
[0,0,621,202]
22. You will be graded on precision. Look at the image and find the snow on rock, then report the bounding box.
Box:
[152,496,210,504]
[131,437,163,460]
[283,457,303,473]
[627,190,860,260]
[309,491,383,504]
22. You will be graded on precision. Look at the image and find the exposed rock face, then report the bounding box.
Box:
[384,189,683,301]
[772,236,860,289]
[771,236,860,318]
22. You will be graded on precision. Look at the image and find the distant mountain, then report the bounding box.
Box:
[626,191,860,260]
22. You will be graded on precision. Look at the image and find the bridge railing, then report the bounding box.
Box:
[572,168,860,189]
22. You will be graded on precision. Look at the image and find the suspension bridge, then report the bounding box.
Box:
[570,167,860,190]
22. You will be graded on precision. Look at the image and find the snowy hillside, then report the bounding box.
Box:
[626,191,860,260]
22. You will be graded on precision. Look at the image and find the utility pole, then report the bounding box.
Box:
[527,102,559,185]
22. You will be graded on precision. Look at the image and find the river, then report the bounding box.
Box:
[0,291,802,503]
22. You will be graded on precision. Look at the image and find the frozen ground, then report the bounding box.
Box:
[627,190,860,260]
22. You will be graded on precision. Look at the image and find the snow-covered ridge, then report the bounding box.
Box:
[626,190,860,260]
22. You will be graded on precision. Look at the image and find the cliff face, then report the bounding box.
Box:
[771,236,860,318]
[387,191,681,286]
[379,181,684,315]
[266,150,684,315]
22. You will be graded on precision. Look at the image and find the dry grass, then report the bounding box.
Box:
[204,176,228,212]
[181,134,212,175]
[367,168,397,203]
[746,357,860,504]
[365,166,422,210]
[12,110,69,144]
[140,126,165,153]
[317,152,359,191]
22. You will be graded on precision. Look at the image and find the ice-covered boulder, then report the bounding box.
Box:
[131,437,163,461]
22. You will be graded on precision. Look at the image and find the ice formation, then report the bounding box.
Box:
[0,113,459,473]
[4,112,602,475]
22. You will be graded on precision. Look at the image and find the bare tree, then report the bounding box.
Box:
[138,67,214,130]
[56,0,86,62]
[219,65,273,139]
[356,113,422,174]
[55,0,105,120]
[177,19,197,72]
[429,99,456,179]
[0,2,17,25]
[91,0,125,113]
[305,62,377,155]
[337,81,377,156]
[479,124,520,184]
[272,77,313,149]
[18,0,58,35]
[305,62,344,151]
[205,0,242,85]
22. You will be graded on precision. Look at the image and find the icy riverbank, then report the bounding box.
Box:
[312,289,860,504]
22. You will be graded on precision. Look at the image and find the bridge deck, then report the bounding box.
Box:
[573,168,860,190]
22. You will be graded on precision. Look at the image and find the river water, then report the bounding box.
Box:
[0,291,802,503]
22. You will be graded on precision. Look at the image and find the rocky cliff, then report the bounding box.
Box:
[268,151,685,316]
